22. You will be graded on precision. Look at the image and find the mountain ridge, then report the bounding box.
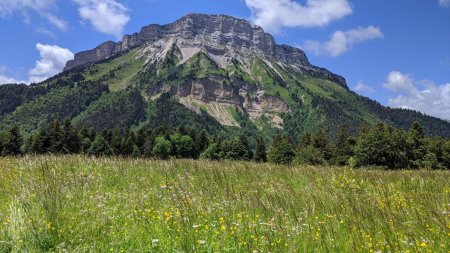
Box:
[64,13,347,88]
[1,13,449,139]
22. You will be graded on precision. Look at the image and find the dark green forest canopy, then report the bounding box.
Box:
[1,118,449,170]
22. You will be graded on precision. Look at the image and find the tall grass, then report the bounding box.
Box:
[0,156,448,252]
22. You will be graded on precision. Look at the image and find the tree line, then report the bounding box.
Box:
[0,119,449,169]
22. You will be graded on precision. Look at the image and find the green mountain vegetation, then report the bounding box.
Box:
[1,38,450,162]
[1,117,449,169]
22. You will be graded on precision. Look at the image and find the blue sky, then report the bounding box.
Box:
[0,0,449,120]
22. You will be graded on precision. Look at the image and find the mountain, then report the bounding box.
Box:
[1,14,449,139]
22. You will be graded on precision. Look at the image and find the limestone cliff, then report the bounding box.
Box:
[64,14,347,88]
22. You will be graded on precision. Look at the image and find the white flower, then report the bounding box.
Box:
[152,239,159,247]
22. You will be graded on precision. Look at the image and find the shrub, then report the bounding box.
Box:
[268,137,295,165]
[152,136,172,160]
[88,135,113,156]
[294,146,327,166]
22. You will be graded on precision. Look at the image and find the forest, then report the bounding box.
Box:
[0,118,448,169]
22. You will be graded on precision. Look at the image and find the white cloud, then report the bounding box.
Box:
[244,0,352,32]
[0,65,24,85]
[353,80,374,93]
[0,43,73,85]
[0,0,68,31]
[73,0,130,38]
[383,71,416,95]
[384,71,450,120]
[303,26,383,57]
[45,13,68,31]
[439,0,450,7]
[28,43,74,83]
[0,0,53,15]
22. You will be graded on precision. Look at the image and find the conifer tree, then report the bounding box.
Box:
[407,121,426,167]
[48,119,63,153]
[110,129,123,155]
[88,135,113,156]
[195,130,209,157]
[123,131,136,156]
[3,125,22,155]
[131,145,141,158]
[442,140,450,169]
[62,119,81,154]
[299,133,312,148]
[238,135,252,160]
[255,136,267,163]
[313,129,333,160]
[268,136,295,165]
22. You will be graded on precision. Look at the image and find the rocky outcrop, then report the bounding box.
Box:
[63,14,347,88]
[64,41,117,71]
[145,78,290,123]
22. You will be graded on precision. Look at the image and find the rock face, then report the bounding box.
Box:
[64,41,117,70]
[64,14,347,88]
[145,78,290,127]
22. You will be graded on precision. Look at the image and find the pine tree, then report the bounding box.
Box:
[88,135,113,156]
[62,119,81,154]
[28,129,49,154]
[48,119,63,153]
[195,130,209,157]
[441,140,450,169]
[135,129,146,151]
[237,135,252,160]
[255,136,267,163]
[407,121,426,168]
[131,145,141,158]
[121,129,136,156]
[110,129,123,155]
[299,133,312,148]
[267,136,295,165]
[101,129,113,143]
[0,131,7,155]
[313,129,333,160]
[3,125,22,155]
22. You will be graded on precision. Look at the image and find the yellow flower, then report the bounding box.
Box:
[420,242,427,247]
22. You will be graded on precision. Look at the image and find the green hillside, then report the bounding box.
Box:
[1,45,449,140]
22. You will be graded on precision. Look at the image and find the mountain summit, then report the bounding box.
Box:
[1,14,449,138]
[64,14,346,88]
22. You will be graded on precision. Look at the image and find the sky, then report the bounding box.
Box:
[0,0,449,120]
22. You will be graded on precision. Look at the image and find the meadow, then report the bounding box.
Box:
[0,156,448,252]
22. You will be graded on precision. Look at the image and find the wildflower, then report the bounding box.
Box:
[198,240,206,245]
[420,242,427,247]
[152,239,159,247]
